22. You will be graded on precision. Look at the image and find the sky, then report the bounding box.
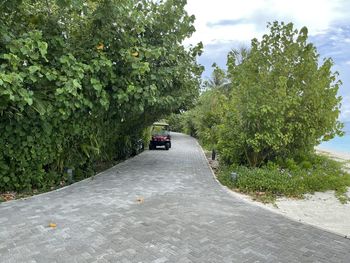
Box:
[184,0,350,121]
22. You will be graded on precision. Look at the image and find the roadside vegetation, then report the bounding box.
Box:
[0,0,202,196]
[169,22,350,203]
[217,155,350,203]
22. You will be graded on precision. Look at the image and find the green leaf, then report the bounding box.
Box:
[33,99,46,115]
[91,78,102,92]
[127,85,135,93]
[28,65,40,74]
[38,41,48,57]
[26,97,33,105]
[2,74,13,84]
[3,176,10,183]
[72,79,81,88]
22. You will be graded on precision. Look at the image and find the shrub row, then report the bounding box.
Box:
[0,0,202,191]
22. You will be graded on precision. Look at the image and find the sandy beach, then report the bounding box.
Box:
[316,147,350,171]
[263,149,350,237]
[316,148,350,161]
[216,148,350,238]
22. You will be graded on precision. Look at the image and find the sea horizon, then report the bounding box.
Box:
[318,121,350,154]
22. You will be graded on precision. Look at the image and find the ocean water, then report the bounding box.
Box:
[318,122,350,153]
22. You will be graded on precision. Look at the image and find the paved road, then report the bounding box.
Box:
[1,133,350,263]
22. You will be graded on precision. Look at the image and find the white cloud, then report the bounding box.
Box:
[185,0,349,45]
[186,0,350,122]
[340,95,350,121]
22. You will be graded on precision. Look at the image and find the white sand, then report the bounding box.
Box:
[316,147,350,171]
[227,149,350,237]
[226,188,350,237]
[315,147,350,160]
[264,190,350,237]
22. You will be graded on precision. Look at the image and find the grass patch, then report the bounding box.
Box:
[217,154,350,203]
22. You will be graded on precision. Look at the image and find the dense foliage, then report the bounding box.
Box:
[219,22,343,167]
[0,0,202,191]
[176,22,349,201]
[168,65,229,146]
[217,155,350,203]
[182,22,343,167]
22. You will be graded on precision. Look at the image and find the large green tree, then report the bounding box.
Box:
[218,22,343,167]
[0,0,202,191]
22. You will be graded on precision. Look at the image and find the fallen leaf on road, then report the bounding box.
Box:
[48,223,57,228]
[136,197,144,203]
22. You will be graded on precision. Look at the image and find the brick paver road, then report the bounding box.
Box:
[1,133,350,262]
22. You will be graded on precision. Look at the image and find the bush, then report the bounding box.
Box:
[0,0,202,192]
[218,22,343,167]
[218,154,350,203]
[166,114,184,133]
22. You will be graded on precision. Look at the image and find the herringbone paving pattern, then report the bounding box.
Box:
[1,133,349,262]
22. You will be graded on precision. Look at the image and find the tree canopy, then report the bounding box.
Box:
[179,22,343,168]
[0,0,203,191]
[218,22,343,167]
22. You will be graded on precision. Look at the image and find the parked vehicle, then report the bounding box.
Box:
[149,122,171,150]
